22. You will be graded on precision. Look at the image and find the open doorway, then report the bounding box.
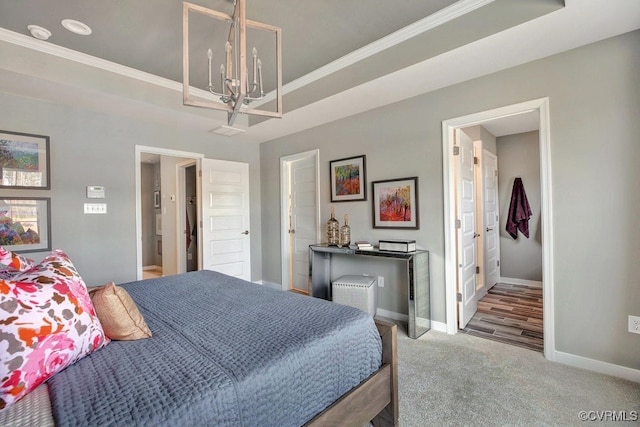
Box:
[280,149,320,293]
[442,98,556,360]
[135,146,203,281]
[140,153,163,279]
[456,126,543,352]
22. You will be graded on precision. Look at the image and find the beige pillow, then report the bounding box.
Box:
[89,282,152,340]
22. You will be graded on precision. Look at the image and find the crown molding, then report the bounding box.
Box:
[0,27,181,92]
[0,0,492,106]
[255,0,493,106]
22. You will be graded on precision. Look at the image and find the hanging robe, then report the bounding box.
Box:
[505,177,532,239]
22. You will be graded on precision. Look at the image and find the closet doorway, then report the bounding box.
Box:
[442,98,556,360]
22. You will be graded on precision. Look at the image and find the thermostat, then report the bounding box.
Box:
[87,186,105,199]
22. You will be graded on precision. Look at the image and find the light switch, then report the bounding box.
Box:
[84,203,107,214]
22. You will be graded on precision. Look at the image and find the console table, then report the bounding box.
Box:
[309,244,430,339]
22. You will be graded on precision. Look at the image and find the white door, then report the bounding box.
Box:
[281,150,319,293]
[456,129,477,328]
[289,156,318,293]
[483,150,500,288]
[201,159,251,281]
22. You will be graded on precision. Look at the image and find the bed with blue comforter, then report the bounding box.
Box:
[41,270,391,427]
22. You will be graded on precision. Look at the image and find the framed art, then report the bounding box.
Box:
[330,155,366,202]
[372,177,419,229]
[0,130,50,189]
[0,197,51,252]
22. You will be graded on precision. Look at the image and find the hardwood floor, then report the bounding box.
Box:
[461,283,543,352]
[142,266,163,280]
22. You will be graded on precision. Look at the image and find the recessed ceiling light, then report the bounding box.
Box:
[61,19,92,35]
[27,25,52,40]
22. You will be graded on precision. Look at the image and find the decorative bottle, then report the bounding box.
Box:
[327,207,339,246]
[340,214,351,247]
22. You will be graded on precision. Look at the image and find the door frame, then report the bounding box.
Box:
[441,98,556,360]
[135,145,203,280]
[280,149,320,291]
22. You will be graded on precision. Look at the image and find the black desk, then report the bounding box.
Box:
[309,244,430,339]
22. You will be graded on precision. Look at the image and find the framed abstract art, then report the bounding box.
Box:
[371,177,419,229]
[329,155,366,202]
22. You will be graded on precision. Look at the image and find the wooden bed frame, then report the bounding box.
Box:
[306,318,398,427]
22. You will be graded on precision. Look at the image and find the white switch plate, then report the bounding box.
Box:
[84,203,107,214]
[378,276,384,287]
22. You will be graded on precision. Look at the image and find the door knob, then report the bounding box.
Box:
[241,230,249,235]
[486,227,494,232]
[289,229,295,234]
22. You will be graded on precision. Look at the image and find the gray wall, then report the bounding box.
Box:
[462,125,497,155]
[261,30,640,370]
[0,92,263,286]
[497,131,542,281]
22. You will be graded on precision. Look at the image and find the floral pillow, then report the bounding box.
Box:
[0,246,35,280]
[0,250,109,411]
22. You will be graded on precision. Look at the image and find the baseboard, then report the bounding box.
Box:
[375,309,447,333]
[499,277,543,288]
[375,308,408,322]
[554,350,640,383]
[430,320,448,333]
[255,280,283,291]
[142,265,161,271]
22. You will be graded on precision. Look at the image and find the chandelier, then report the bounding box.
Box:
[182,1,282,126]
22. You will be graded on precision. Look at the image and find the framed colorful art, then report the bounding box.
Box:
[371,177,419,229]
[330,155,366,202]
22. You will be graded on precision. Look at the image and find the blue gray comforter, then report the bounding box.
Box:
[47,270,382,426]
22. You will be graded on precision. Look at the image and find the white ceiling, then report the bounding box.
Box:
[480,111,539,137]
[0,0,639,143]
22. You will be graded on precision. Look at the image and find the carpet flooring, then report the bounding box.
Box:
[392,320,640,427]
[461,283,543,352]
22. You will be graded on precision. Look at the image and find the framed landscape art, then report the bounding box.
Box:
[330,155,366,202]
[0,197,51,253]
[0,130,50,189]
[372,177,419,229]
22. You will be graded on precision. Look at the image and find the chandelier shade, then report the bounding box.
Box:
[182,1,282,126]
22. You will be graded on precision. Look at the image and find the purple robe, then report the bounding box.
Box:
[506,177,532,239]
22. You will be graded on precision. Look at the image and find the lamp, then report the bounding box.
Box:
[183,1,282,126]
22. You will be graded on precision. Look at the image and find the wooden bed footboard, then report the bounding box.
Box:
[305,318,398,427]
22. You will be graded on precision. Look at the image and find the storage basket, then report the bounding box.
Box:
[331,275,377,316]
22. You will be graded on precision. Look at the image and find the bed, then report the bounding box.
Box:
[1,269,398,427]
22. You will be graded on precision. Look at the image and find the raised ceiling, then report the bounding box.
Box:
[0,0,459,87]
[1,0,639,143]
